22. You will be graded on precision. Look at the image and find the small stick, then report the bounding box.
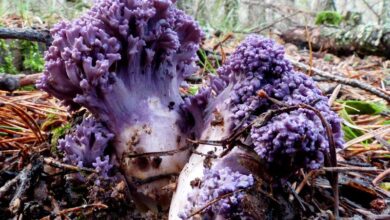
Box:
[40,203,108,220]
[187,188,246,219]
[355,209,390,220]
[322,167,381,173]
[252,11,302,33]
[287,182,306,211]
[9,167,30,214]
[19,73,43,87]
[0,174,20,198]
[296,171,315,194]
[43,157,96,173]
[212,33,234,51]
[127,145,193,158]
[126,144,217,159]
[9,159,43,215]
[372,168,390,185]
[186,138,225,146]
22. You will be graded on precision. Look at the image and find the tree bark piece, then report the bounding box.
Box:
[281,25,390,58]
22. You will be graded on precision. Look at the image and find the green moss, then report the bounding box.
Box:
[20,40,44,72]
[50,123,72,153]
[323,54,334,62]
[380,182,390,191]
[20,85,36,91]
[0,39,17,74]
[0,39,45,74]
[315,11,343,26]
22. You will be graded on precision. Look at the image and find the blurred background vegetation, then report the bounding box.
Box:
[0,0,389,76]
[0,0,90,27]
[0,0,91,75]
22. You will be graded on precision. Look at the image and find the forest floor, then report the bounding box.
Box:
[0,31,389,219]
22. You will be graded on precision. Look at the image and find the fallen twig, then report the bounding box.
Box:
[322,167,381,173]
[296,171,315,194]
[9,165,31,214]
[188,188,246,219]
[287,56,390,102]
[252,11,302,33]
[287,182,307,211]
[43,157,97,173]
[127,145,193,158]
[8,158,43,214]
[372,168,390,185]
[0,173,20,198]
[0,73,42,91]
[355,209,390,220]
[212,33,234,51]
[40,202,108,220]
[0,27,52,47]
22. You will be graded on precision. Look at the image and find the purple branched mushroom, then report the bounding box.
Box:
[38,0,204,204]
[58,117,114,177]
[170,35,344,219]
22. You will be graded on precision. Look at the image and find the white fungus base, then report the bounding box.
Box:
[169,122,227,219]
